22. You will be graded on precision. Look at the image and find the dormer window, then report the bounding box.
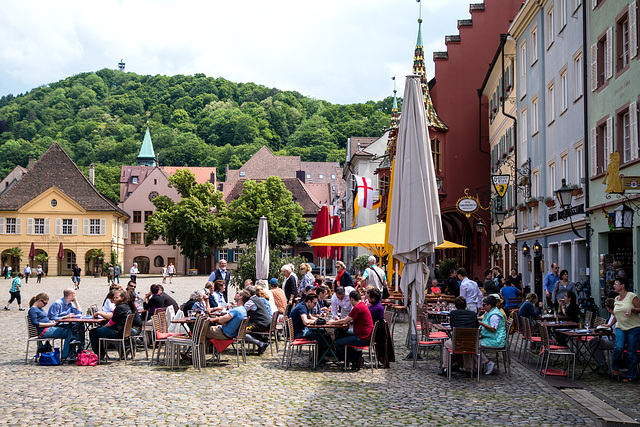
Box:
[239,171,245,177]
[306,174,311,179]
[132,176,138,184]
[319,174,324,179]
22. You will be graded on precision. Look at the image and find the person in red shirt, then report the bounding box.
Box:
[327,289,374,371]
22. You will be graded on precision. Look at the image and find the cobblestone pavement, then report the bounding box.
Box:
[0,275,625,426]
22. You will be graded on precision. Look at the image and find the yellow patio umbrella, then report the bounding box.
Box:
[306,221,465,257]
[306,222,388,258]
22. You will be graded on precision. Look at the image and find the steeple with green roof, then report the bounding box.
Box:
[137,125,156,167]
[413,19,448,131]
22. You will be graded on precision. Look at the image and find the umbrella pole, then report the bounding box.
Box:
[404,294,421,360]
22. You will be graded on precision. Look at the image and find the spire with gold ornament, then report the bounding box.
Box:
[413,18,448,131]
[386,76,400,161]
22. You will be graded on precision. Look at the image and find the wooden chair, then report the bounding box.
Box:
[519,316,544,364]
[209,318,250,367]
[480,317,513,374]
[539,325,575,379]
[99,313,135,364]
[251,311,280,355]
[593,316,606,328]
[25,316,62,364]
[282,318,317,368]
[508,311,520,352]
[344,321,380,372]
[447,327,481,382]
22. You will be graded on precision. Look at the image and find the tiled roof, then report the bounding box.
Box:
[161,167,217,185]
[223,178,321,216]
[226,146,300,182]
[349,137,378,159]
[0,142,127,216]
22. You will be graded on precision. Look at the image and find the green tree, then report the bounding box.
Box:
[144,169,226,261]
[8,247,23,271]
[225,176,310,248]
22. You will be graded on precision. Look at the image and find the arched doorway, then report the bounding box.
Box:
[154,255,164,268]
[85,249,105,276]
[133,256,150,274]
[34,249,49,275]
[298,252,313,263]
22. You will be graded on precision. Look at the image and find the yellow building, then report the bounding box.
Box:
[0,143,128,276]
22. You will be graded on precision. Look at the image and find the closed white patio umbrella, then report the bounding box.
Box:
[387,74,444,358]
[255,216,270,281]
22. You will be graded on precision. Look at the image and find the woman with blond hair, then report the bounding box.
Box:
[299,263,315,297]
[333,261,354,292]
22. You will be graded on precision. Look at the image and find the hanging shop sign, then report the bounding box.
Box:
[492,175,510,198]
[456,188,488,217]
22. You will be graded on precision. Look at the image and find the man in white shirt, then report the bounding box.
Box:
[458,268,482,313]
[129,262,139,283]
[331,285,355,319]
[361,256,386,292]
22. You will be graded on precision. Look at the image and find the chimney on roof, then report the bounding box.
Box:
[89,163,95,185]
[210,171,216,184]
[28,157,35,170]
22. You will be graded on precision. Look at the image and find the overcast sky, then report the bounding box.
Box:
[0,0,474,104]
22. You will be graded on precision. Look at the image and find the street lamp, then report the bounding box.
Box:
[555,178,583,238]
[533,240,542,256]
[555,178,574,209]
[613,204,634,229]
[475,220,486,234]
[522,242,530,257]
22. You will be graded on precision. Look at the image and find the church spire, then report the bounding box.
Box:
[137,124,156,167]
[391,76,399,128]
[413,18,448,131]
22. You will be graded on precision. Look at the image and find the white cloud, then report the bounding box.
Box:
[0,0,472,103]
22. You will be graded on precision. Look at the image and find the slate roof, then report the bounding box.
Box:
[0,142,128,216]
[349,137,378,159]
[226,146,300,182]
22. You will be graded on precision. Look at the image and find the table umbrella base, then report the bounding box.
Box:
[404,351,423,361]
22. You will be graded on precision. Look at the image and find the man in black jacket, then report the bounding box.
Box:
[444,269,460,297]
[440,296,479,376]
[243,285,272,355]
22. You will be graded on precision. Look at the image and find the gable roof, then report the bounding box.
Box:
[0,142,127,216]
[226,146,301,182]
[223,178,322,216]
[348,137,378,159]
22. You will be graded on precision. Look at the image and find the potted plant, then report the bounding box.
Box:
[527,197,539,208]
[517,203,527,212]
[544,196,556,208]
[570,184,583,197]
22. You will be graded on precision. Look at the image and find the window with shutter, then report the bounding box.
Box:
[591,127,597,176]
[123,223,129,239]
[630,101,639,161]
[27,218,33,235]
[631,1,638,59]
[605,27,613,80]
[83,219,89,235]
[100,218,106,235]
[44,218,50,235]
[16,218,21,235]
[72,219,78,235]
[55,218,61,235]
[606,117,613,161]
[590,44,598,91]
[0,218,4,234]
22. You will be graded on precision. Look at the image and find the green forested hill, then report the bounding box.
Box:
[0,69,397,201]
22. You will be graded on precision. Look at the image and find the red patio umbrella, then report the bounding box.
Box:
[57,242,64,259]
[330,216,342,260]
[29,242,35,260]
[310,207,331,272]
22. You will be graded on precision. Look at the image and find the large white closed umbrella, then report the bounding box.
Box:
[256,216,270,281]
[387,75,444,357]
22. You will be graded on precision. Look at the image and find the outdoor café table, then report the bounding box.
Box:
[427,310,450,324]
[538,320,580,343]
[432,323,452,337]
[556,328,615,379]
[57,315,105,349]
[306,324,348,370]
